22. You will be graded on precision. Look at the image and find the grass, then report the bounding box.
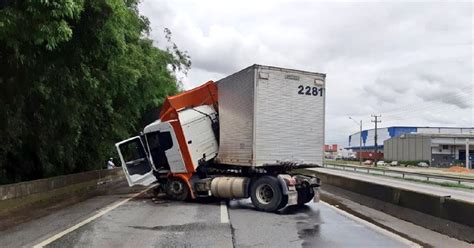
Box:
[405,178,474,190]
[382,174,474,190]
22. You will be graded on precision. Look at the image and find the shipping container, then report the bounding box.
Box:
[216,64,326,167]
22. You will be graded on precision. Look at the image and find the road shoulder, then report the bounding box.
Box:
[320,185,474,248]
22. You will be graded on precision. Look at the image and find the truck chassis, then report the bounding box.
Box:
[152,163,320,212]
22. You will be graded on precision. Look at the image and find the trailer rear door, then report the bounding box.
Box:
[116,136,156,186]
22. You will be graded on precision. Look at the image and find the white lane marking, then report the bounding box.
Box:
[320,201,421,248]
[32,185,155,248]
[220,201,229,223]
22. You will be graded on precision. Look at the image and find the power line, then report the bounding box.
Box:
[378,87,473,117]
[383,102,467,119]
[379,85,472,112]
[375,92,473,125]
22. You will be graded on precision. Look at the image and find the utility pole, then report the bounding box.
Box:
[371,115,381,164]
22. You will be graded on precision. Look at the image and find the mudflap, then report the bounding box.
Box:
[294,174,321,205]
[313,186,320,203]
[276,175,296,206]
[287,190,298,205]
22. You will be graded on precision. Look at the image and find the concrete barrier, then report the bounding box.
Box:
[313,170,474,228]
[0,168,124,215]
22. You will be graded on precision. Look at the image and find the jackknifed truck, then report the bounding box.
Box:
[115,64,326,212]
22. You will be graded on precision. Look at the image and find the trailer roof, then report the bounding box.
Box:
[216,64,326,84]
[252,64,326,78]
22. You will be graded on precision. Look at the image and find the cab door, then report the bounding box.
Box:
[115,136,156,186]
[157,122,187,173]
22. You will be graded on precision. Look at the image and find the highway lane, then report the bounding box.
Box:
[228,199,413,248]
[0,181,145,247]
[45,197,233,247]
[44,198,413,248]
[0,183,418,248]
[40,198,414,248]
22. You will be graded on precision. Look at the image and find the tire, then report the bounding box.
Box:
[297,186,315,205]
[278,195,289,210]
[166,178,189,201]
[250,176,285,212]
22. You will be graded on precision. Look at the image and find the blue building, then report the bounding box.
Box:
[347,126,474,153]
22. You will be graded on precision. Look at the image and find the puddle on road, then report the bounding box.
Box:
[292,206,323,247]
[129,222,227,232]
[299,223,321,237]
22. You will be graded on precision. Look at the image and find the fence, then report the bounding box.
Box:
[322,163,474,187]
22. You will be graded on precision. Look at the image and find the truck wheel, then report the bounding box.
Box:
[297,186,315,205]
[250,176,284,212]
[278,195,289,209]
[166,178,189,201]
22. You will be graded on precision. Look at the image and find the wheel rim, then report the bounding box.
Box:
[256,184,274,204]
[169,181,183,195]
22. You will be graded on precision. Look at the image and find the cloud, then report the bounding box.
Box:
[362,56,473,109]
[139,0,473,147]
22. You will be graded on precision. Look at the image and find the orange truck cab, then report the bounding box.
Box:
[116,81,219,200]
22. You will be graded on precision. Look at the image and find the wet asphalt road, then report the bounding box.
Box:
[228,200,409,247]
[0,183,412,248]
[47,199,410,248]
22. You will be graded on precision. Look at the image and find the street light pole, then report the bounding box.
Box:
[349,117,363,167]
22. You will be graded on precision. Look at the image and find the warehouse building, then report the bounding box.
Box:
[347,126,474,160]
[384,134,474,167]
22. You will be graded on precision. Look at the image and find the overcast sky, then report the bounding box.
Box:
[139,0,473,147]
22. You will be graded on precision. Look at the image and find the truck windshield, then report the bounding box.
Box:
[146,131,172,170]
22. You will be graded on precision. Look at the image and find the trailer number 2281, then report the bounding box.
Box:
[297,85,324,96]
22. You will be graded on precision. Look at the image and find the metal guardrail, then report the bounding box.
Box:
[322,163,474,186]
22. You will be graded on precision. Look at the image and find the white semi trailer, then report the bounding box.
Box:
[116,64,325,212]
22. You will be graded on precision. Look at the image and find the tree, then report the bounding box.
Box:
[0,0,190,184]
